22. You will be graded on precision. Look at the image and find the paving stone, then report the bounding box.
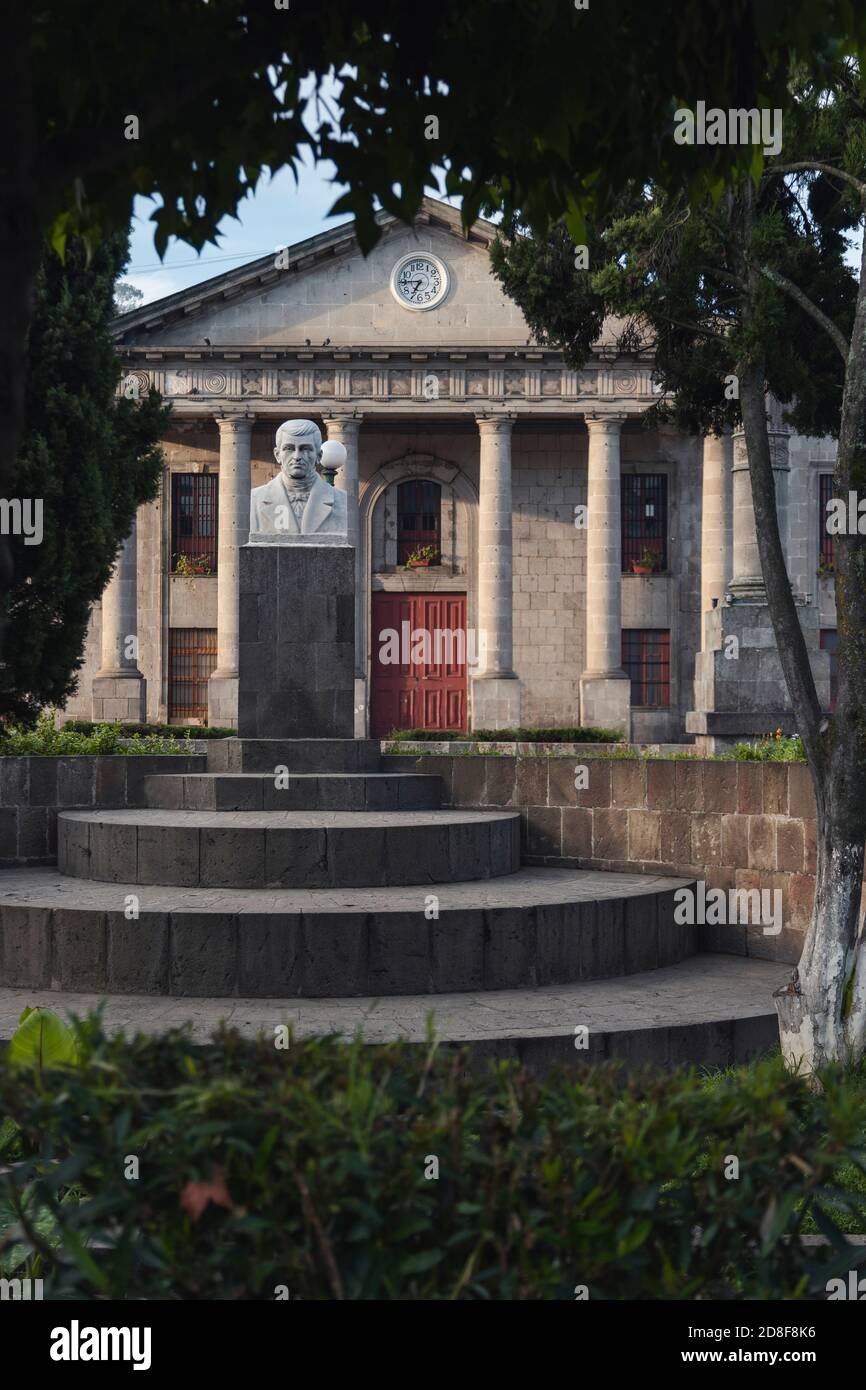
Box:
[95,758,129,808]
[201,826,265,888]
[483,906,538,990]
[238,914,304,996]
[367,913,431,994]
[170,914,237,996]
[266,826,329,888]
[53,909,106,991]
[0,759,29,808]
[137,822,199,887]
[90,818,137,883]
[301,913,368,996]
[107,913,170,994]
[57,814,91,877]
[0,906,51,987]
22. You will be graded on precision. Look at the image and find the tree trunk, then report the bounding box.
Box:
[738,188,866,1076]
[774,821,866,1072]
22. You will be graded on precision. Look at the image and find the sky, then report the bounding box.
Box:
[125,158,349,306]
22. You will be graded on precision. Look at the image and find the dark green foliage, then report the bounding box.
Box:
[2,1020,866,1300]
[3,234,169,724]
[62,721,235,741]
[31,3,866,260]
[490,67,863,443]
[386,727,622,743]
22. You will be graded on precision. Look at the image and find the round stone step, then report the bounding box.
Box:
[57,808,520,889]
[0,956,787,1071]
[143,771,441,812]
[0,866,696,998]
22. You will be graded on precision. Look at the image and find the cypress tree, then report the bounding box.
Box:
[3,234,168,723]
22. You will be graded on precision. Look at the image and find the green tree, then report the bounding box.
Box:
[5,1,866,659]
[113,281,143,316]
[491,64,866,1074]
[3,233,168,723]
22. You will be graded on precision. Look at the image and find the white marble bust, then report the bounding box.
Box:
[249,419,348,543]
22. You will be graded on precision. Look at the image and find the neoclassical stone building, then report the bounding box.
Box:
[65,198,836,743]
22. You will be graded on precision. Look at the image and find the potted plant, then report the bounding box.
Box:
[404,544,439,570]
[631,547,659,575]
[174,553,212,590]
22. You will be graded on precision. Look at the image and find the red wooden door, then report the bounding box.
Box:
[371,593,468,736]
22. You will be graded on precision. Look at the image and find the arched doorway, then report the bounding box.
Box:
[360,456,477,738]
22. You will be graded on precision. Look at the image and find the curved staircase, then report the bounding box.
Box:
[0,739,785,1070]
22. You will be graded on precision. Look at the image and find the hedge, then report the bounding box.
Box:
[385,726,623,744]
[2,1017,866,1299]
[63,721,235,740]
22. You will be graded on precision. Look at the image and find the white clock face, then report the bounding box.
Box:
[390,254,449,310]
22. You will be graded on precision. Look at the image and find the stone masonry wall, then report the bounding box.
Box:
[387,753,833,965]
[0,755,204,866]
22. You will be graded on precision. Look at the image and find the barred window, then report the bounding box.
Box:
[622,629,671,707]
[171,473,218,574]
[168,628,217,723]
[397,480,441,564]
[622,474,667,572]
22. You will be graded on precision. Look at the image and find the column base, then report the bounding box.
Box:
[579,672,631,736]
[92,673,146,724]
[354,677,367,738]
[208,672,239,729]
[470,674,520,731]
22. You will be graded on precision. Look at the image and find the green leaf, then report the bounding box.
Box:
[8,1008,78,1075]
[401,1248,445,1274]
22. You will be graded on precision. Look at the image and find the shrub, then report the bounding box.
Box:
[385,726,623,744]
[1,1017,866,1300]
[62,720,234,740]
[0,710,201,756]
[726,732,806,762]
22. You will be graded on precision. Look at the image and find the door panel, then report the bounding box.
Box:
[371,592,467,736]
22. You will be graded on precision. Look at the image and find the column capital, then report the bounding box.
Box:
[322,412,363,435]
[584,412,628,434]
[214,413,255,435]
[475,411,517,434]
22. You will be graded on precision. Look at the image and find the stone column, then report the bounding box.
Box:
[208,414,253,726]
[687,400,828,749]
[92,518,146,722]
[729,402,789,603]
[323,413,365,734]
[579,414,630,735]
[700,430,732,644]
[472,413,520,729]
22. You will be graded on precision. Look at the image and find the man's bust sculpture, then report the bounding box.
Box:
[249,419,348,542]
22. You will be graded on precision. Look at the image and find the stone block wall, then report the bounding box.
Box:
[0,755,204,866]
[386,753,831,964]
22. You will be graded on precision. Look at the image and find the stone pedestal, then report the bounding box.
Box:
[237,544,355,739]
[686,601,830,751]
[688,405,826,751]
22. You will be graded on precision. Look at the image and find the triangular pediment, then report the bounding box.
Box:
[114,197,531,350]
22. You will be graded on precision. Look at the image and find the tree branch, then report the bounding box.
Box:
[758,264,850,363]
[766,161,866,199]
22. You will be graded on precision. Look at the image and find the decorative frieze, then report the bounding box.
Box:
[116,355,657,409]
